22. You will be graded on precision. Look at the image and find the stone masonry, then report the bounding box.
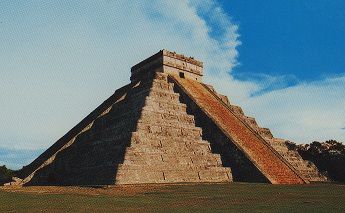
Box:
[20,69,231,185]
[16,50,326,186]
[197,84,327,182]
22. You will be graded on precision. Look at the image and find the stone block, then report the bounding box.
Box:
[163,170,200,182]
[123,153,163,164]
[21,53,237,186]
[161,126,182,137]
[162,155,192,164]
[191,154,222,166]
[116,170,165,184]
[199,168,232,182]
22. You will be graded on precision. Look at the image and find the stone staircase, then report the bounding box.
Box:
[114,73,231,184]
[22,72,231,185]
[266,138,327,182]
[171,76,307,184]
[17,49,326,186]
[201,83,327,182]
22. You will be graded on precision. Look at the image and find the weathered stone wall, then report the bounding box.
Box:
[115,73,231,184]
[26,81,145,185]
[131,49,203,83]
[20,50,325,186]
[19,84,132,180]
[25,72,231,186]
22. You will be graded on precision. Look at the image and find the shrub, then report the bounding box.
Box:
[0,165,15,185]
[297,140,345,182]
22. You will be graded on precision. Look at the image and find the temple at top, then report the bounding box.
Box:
[11,49,326,187]
[131,49,203,82]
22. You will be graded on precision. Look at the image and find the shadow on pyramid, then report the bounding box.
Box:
[17,50,327,186]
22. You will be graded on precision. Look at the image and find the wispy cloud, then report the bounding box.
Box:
[0,148,43,170]
[0,0,344,169]
[0,0,240,150]
[236,76,345,144]
[232,72,300,96]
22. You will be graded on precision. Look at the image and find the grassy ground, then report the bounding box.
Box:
[1,183,345,212]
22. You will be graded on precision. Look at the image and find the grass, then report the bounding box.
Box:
[1,183,345,212]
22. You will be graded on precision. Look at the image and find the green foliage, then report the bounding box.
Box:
[0,165,14,184]
[297,140,345,182]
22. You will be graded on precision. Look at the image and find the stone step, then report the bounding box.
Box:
[269,144,287,151]
[148,91,180,102]
[172,76,306,184]
[164,169,228,183]
[143,77,173,86]
[115,167,231,184]
[115,170,165,184]
[144,94,182,105]
[258,128,273,139]
[131,87,180,102]
[122,153,164,164]
[229,105,245,116]
[244,116,258,128]
[270,138,286,144]
[131,132,206,143]
[136,119,198,133]
[150,80,174,91]
[129,80,174,96]
[266,138,326,182]
[140,106,188,117]
[142,99,188,114]
[123,87,177,105]
[135,123,202,138]
[218,94,231,106]
[129,136,211,151]
[126,142,211,155]
[138,110,195,126]
[123,150,215,158]
[117,163,227,171]
[122,153,222,166]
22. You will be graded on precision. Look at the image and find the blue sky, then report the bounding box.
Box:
[220,0,345,82]
[0,1,344,169]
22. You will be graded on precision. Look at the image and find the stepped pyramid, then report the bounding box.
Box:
[18,50,326,186]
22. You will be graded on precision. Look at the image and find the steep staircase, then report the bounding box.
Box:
[115,73,231,184]
[22,73,231,185]
[170,76,307,184]
[189,79,326,182]
[203,84,327,182]
[17,49,325,186]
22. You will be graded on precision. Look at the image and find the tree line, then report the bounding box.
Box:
[287,140,345,183]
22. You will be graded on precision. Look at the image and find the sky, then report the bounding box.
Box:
[0,0,344,169]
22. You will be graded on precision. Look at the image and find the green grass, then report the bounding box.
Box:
[1,183,345,212]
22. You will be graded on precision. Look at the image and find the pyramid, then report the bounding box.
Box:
[18,50,326,186]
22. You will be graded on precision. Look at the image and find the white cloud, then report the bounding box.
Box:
[0,0,240,150]
[0,0,343,157]
[229,76,345,144]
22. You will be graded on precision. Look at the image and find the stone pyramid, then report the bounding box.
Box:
[18,50,326,186]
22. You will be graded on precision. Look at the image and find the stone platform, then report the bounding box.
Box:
[16,50,326,186]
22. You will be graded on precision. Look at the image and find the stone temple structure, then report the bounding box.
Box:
[17,50,327,186]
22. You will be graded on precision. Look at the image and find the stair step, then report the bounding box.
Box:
[172,76,305,184]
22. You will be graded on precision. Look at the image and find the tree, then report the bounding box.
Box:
[0,165,14,185]
[297,140,345,183]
